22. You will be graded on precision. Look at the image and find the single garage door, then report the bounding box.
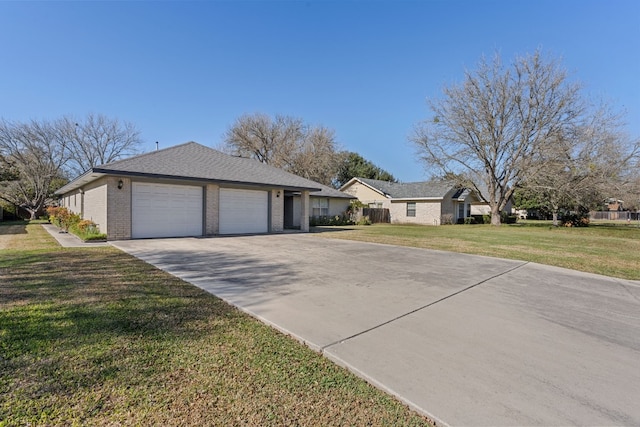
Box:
[132,182,203,238]
[219,188,268,234]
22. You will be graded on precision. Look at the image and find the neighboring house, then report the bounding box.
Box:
[469,196,513,217]
[604,198,624,211]
[340,177,483,225]
[55,142,338,240]
[285,183,355,229]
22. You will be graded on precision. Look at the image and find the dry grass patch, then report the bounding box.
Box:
[0,221,59,251]
[0,223,433,426]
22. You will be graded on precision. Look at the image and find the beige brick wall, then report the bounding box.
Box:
[300,191,310,232]
[83,178,108,235]
[65,190,83,215]
[390,200,442,225]
[342,181,390,208]
[106,176,131,240]
[270,189,284,232]
[205,184,219,235]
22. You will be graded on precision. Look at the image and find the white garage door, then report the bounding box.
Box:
[219,188,268,234]
[132,182,203,238]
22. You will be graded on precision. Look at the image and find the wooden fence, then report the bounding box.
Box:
[361,207,390,224]
[590,211,639,221]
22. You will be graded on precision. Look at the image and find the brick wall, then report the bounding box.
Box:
[270,189,284,232]
[106,176,131,240]
[83,178,108,235]
[390,200,442,225]
[205,184,219,235]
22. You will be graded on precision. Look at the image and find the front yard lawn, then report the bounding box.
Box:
[314,221,640,280]
[0,223,433,426]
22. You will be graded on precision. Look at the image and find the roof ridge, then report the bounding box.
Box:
[99,141,202,168]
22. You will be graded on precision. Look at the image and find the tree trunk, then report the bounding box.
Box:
[490,205,502,226]
[552,211,559,227]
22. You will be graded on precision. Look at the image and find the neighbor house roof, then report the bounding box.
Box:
[343,177,462,200]
[310,183,356,199]
[56,142,327,194]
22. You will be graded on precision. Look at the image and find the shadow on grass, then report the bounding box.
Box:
[0,247,294,400]
[0,220,28,234]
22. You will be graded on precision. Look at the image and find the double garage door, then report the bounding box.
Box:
[131,182,268,238]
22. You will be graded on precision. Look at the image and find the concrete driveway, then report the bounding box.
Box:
[112,233,640,426]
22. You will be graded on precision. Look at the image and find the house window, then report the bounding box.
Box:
[458,203,465,220]
[406,202,416,217]
[312,198,329,217]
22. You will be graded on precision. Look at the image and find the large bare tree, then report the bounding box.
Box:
[0,119,69,219]
[223,113,340,186]
[0,114,143,219]
[64,113,142,176]
[412,50,587,225]
[518,105,639,224]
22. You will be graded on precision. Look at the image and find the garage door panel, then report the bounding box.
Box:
[132,182,203,238]
[219,188,268,234]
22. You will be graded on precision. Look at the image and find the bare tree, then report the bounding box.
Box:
[223,113,340,185]
[0,119,69,219]
[288,126,340,186]
[64,113,142,176]
[518,104,640,224]
[224,113,304,168]
[0,114,144,219]
[412,50,585,225]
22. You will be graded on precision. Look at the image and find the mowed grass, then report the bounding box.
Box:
[314,221,640,280]
[0,223,433,426]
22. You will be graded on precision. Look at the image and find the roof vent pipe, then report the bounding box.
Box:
[155,141,159,151]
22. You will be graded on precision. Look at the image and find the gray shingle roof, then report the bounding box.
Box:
[310,183,356,199]
[58,142,332,193]
[356,177,458,199]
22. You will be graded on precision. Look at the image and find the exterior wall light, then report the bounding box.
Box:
[117,179,124,190]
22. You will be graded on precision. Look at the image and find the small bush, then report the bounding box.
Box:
[500,212,518,224]
[440,214,454,225]
[46,206,106,240]
[561,213,590,227]
[356,216,372,226]
[310,214,354,227]
[464,217,476,225]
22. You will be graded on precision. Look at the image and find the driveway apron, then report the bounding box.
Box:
[112,234,640,426]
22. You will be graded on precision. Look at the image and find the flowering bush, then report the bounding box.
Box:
[45,206,106,240]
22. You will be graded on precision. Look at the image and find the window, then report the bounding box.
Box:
[458,203,470,220]
[406,202,416,217]
[312,198,329,217]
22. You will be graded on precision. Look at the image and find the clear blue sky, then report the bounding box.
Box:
[1,0,638,182]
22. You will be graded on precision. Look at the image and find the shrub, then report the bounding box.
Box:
[500,212,518,224]
[464,217,476,225]
[440,214,454,225]
[356,216,372,226]
[310,214,354,227]
[561,213,590,227]
[46,206,75,230]
[46,206,106,240]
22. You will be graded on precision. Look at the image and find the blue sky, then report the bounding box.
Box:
[1,0,638,182]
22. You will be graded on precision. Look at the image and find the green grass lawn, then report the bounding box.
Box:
[0,222,433,426]
[313,221,640,280]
